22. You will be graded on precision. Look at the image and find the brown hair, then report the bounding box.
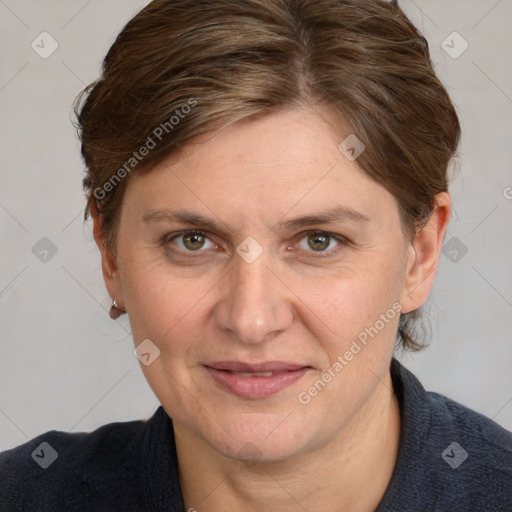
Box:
[74,0,460,350]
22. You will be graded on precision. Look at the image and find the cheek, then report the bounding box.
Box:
[296,258,405,349]
[118,259,214,414]
[122,267,211,347]
[292,270,402,425]
[116,245,189,338]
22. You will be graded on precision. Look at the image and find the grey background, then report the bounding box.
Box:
[1,0,511,451]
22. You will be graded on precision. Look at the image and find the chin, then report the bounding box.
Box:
[199,411,318,464]
[216,435,307,465]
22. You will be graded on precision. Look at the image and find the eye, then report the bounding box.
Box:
[165,230,216,253]
[163,229,348,259]
[295,231,348,257]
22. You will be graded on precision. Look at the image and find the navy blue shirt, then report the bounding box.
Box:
[1,359,511,511]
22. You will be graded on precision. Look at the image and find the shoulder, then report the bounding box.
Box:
[0,416,149,511]
[426,391,512,510]
[384,359,512,511]
[427,389,512,476]
[429,388,512,444]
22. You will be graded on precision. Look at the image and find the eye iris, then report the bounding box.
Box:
[183,232,205,251]
[308,233,330,251]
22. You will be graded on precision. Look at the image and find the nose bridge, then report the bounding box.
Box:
[215,247,293,344]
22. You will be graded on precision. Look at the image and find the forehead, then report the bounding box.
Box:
[166,107,352,181]
[125,106,399,229]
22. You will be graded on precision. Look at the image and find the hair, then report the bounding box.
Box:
[74,0,461,351]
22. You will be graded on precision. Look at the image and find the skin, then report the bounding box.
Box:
[93,105,450,512]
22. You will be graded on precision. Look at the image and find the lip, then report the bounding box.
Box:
[204,361,311,399]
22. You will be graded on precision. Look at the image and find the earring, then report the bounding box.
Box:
[109,299,126,319]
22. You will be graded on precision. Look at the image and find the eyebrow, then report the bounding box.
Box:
[141,205,370,235]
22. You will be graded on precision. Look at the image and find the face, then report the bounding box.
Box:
[100,106,441,462]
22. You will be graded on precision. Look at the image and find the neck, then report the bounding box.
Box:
[175,371,401,512]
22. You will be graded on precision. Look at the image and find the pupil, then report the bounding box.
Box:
[184,232,204,250]
[309,233,329,251]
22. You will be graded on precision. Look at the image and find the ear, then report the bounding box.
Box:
[91,208,125,310]
[400,192,451,313]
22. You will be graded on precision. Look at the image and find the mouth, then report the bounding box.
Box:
[203,361,312,399]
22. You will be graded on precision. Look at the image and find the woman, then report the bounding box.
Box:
[1,0,511,510]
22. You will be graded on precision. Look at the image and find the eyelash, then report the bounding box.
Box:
[163,230,350,259]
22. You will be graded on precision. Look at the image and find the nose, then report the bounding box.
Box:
[214,249,294,345]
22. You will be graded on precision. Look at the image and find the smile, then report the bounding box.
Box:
[204,361,311,399]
